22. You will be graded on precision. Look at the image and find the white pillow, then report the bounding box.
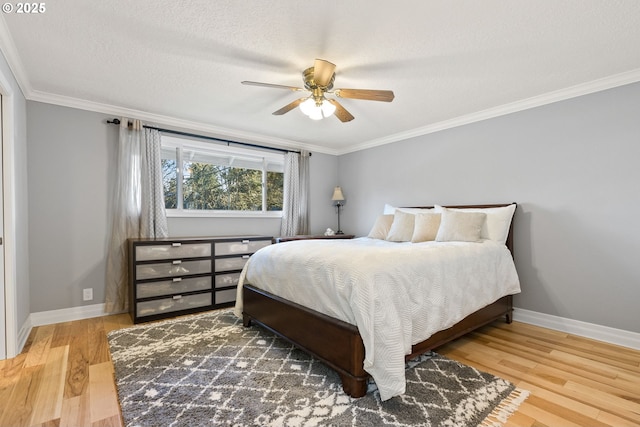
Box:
[434,204,516,244]
[411,212,441,242]
[398,207,434,214]
[367,214,394,240]
[383,204,396,214]
[435,209,486,242]
[386,211,415,242]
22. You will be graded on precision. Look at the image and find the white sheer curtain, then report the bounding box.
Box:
[105,119,169,313]
[280,150,310,236]
[140,128,169,238]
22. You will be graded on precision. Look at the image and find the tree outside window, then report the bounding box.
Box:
[161,136,284,214]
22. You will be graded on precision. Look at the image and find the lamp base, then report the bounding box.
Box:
[336,230,344,235]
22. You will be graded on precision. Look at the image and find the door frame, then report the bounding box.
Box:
[0,66,18,359]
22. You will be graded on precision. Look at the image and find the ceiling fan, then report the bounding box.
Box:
[241,59,394,122]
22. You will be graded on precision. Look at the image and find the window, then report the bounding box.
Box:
[161,135,284,217]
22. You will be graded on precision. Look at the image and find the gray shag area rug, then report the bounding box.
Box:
[108,309,528,427]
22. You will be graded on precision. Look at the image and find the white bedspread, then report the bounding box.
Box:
[233,237,520,401]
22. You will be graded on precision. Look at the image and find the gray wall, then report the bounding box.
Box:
[26,101,339,312]
[0,50,30,340]
[27,103,115,312]
[339,82,640,333]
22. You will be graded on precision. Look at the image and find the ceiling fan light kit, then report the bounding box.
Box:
[242,59,394,122]
[299,97,336,120]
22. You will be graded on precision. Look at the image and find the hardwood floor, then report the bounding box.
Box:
[0,314,130,427]
[1,313,638,426]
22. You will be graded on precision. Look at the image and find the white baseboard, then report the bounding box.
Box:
[14,303,126,355]
[16,317,33,355]
[29,303,109,327]
[514,308,640,350]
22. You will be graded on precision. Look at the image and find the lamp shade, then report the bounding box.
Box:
[332,186,345,201]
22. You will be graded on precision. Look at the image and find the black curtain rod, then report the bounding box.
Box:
[106,118,304,155]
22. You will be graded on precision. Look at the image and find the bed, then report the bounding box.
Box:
[234,203,520,401]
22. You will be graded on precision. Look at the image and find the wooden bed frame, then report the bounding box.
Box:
[242,203,516,398]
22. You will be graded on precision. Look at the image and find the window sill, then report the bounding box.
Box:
[166,209,283,219]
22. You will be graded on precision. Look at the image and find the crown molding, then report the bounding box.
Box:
[336,68,640,155]
[32,67,640,157]
[27,89,336,154]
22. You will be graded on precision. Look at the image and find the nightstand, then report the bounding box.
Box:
[275,234,355,243]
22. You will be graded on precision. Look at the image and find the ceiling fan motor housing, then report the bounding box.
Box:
[303,66,335,91]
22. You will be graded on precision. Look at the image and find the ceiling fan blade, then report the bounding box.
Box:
[335,88,395,102]
[242,81,304,92]
[272,98,306,115]
[313,59,336,87]
[327,99,355,122]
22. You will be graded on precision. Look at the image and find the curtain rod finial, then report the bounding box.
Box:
[107,118,121,125]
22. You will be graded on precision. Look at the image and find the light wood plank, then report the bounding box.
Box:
[23,324,55,368]
[91,413,124,427]
[0,352,28,404]
[517,400,586,427]
[64,320,90,398]
[87,318,111,366]
[89,362,120,423]
[29,345,69,425]
[51,321,74,348]
[0,365,44,426]
[59,394,91,427]
[562,380,640,424]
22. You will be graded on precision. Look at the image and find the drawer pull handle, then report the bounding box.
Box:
[172,260,182,265]
[172,242,182,247]
[242,255,250,259]
[173,278,182,282]
[173,295,182,300]
[241,240,250,244]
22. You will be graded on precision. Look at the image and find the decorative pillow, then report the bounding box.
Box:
[411,212,442,242]
[435,204,516,244]
[435,209,486,242]
[367,214,394,240]
[386,211,416,242]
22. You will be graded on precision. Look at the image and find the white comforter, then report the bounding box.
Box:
[233,237,520,401]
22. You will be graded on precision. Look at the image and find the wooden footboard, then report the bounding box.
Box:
[243,284,369,397]
[243,284,513,398]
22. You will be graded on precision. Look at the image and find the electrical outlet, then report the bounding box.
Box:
[83,288,93,301]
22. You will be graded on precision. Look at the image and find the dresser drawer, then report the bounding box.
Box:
[135,242,211,261]
[215,239,270,256]
[215,256,251,272]
[136,259,212,280]
[136,276,212,299]
[136,292,212,318]
[215,289,237,305]
[215,272,241,288]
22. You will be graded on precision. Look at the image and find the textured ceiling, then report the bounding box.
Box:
[2,1,640,154]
